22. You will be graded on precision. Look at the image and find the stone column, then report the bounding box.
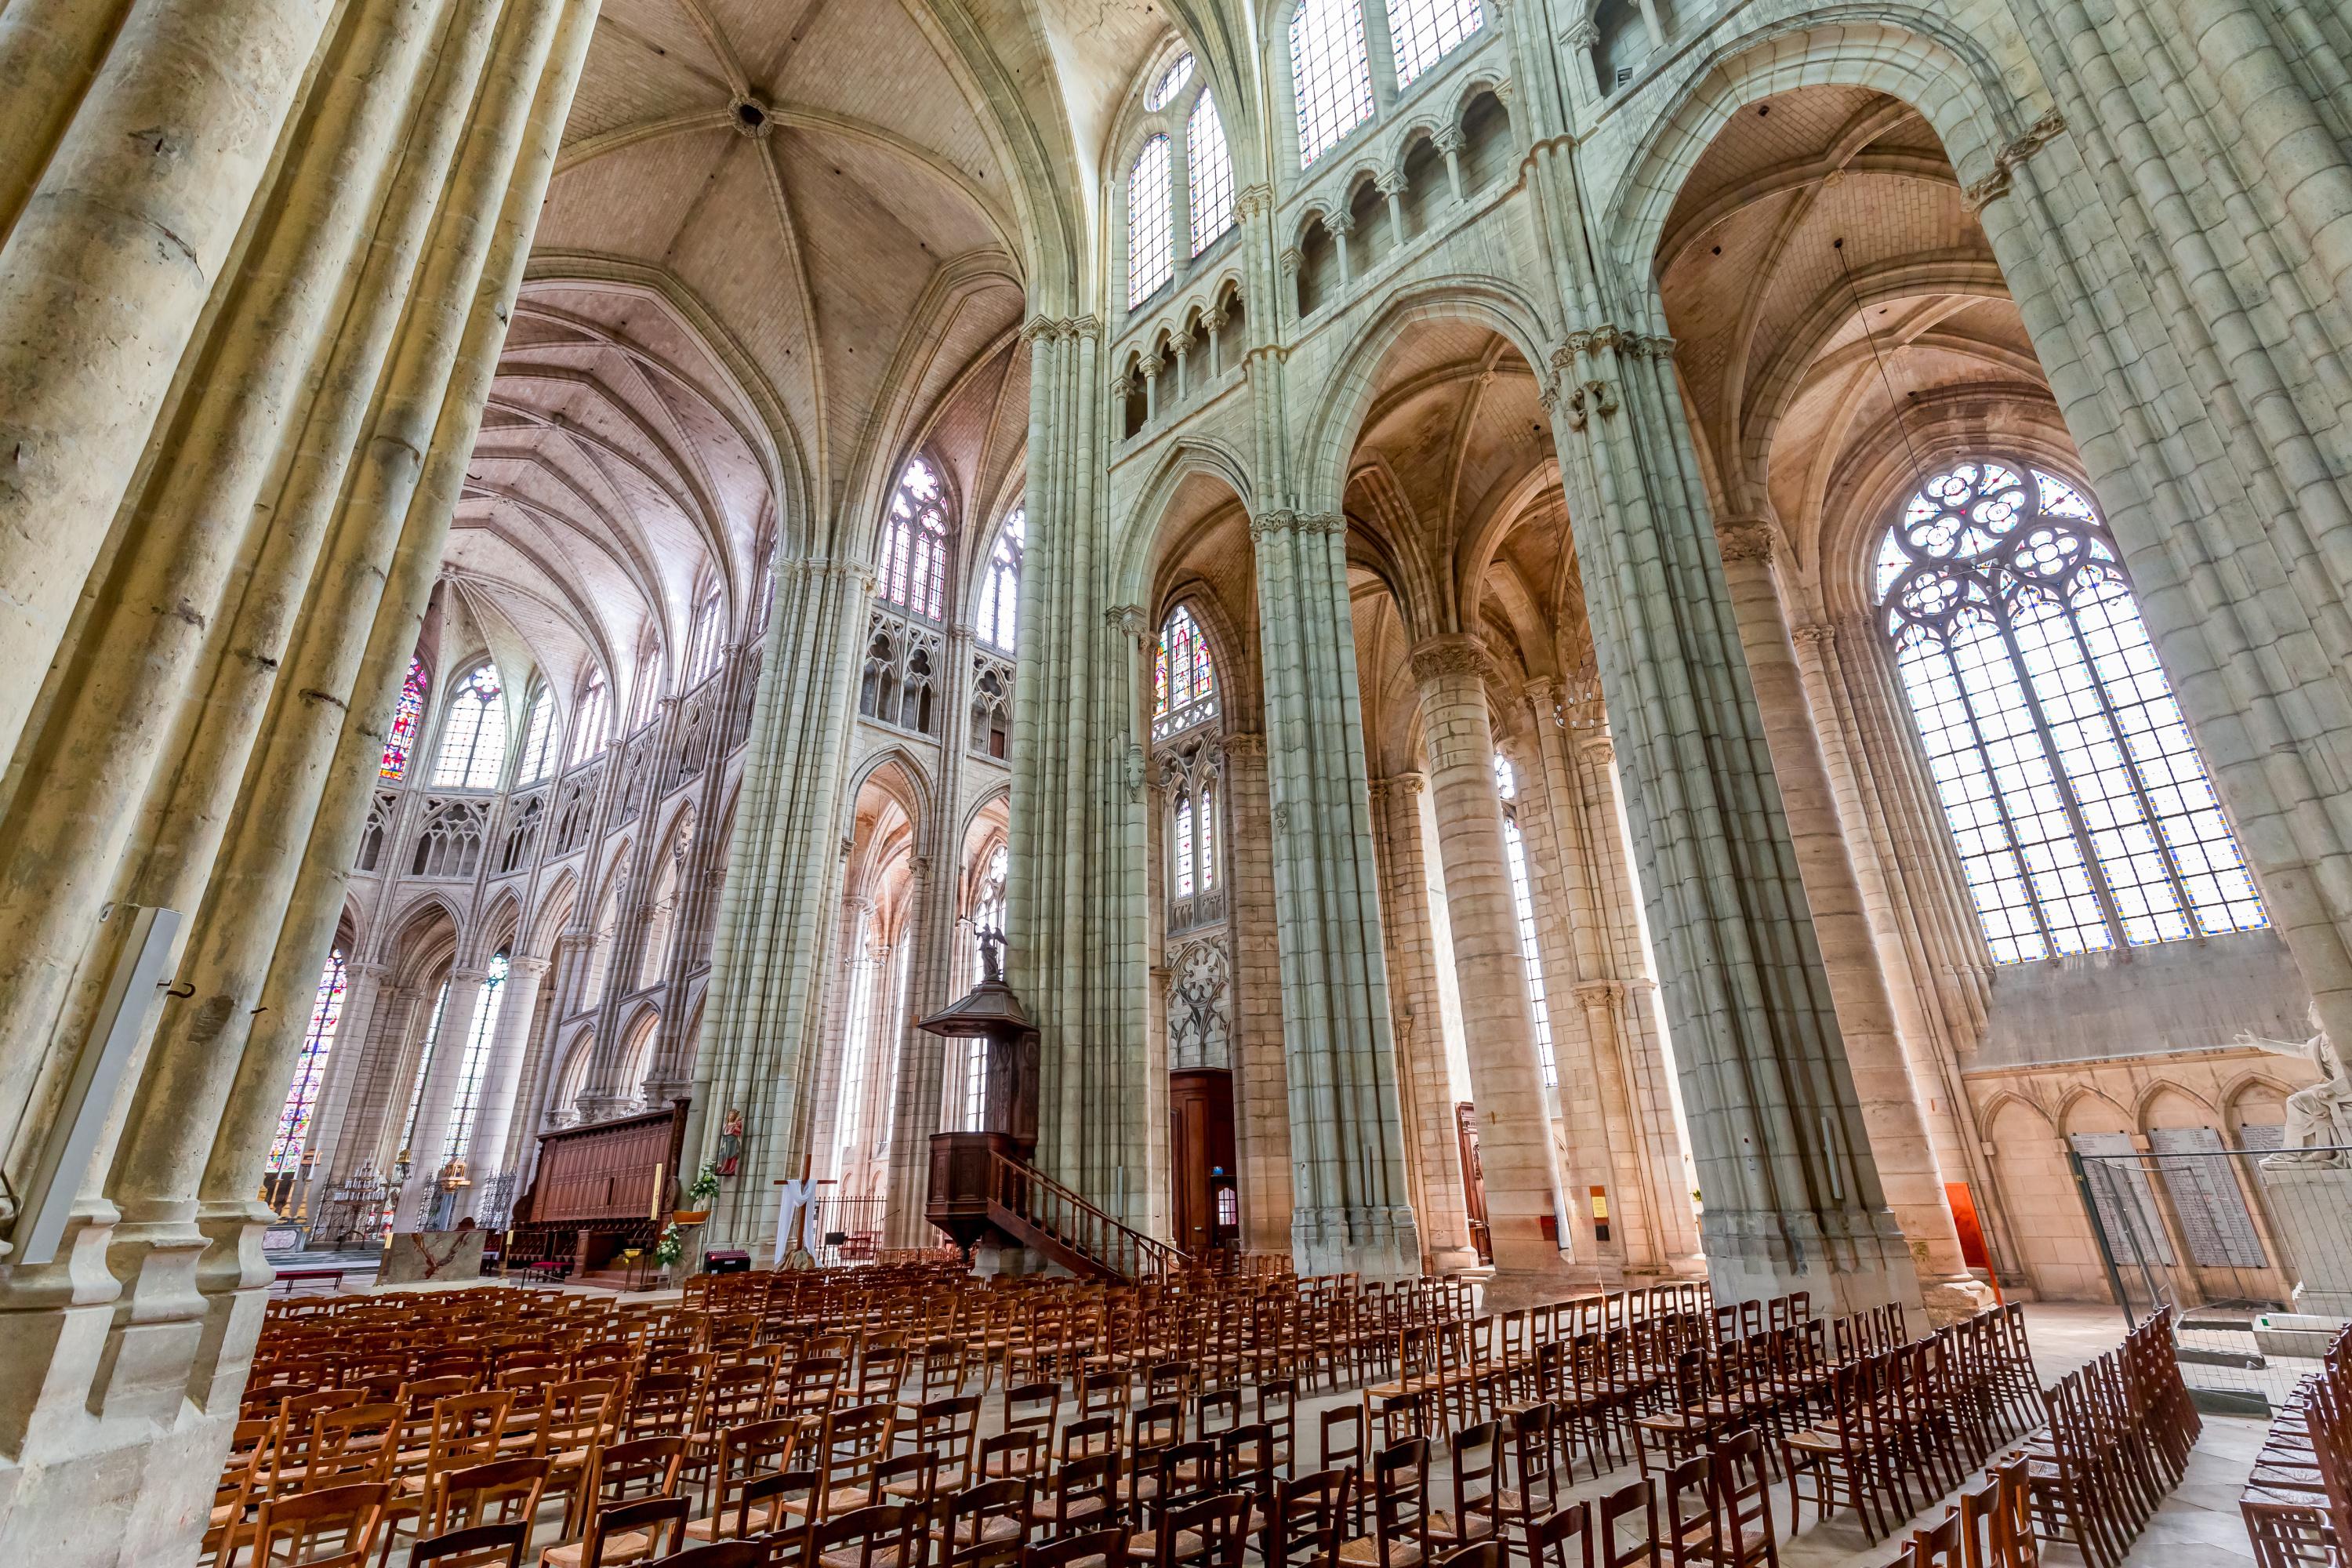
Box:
[1409,637,1578,1303]
[1249,510,1420,1279]
[463,954,549,1189]
[397,967,488,1229]
[1715,517,1990,1319]
[1005,317,1159,1237]
[1554,725,1704,1271]
[1367,772,1475,1269]
[1220,731,1294,1258]
[0,0,337,764]
[1547,328,1918,1315]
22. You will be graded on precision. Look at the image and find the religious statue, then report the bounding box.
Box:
[2241,1010,2352,1167]
[978,927,1006,985]
[715,1107,746,1176]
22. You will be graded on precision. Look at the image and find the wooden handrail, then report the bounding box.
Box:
[987,1150,1183,1282]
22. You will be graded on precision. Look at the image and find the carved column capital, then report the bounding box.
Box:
[1715,519,1780,564]
[1106,604,1149,639]
[1408,633,1493,684]
[1790,622,1838,652]
[1222,729,1266,759]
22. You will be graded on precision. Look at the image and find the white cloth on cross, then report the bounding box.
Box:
[771,1179,819,1268]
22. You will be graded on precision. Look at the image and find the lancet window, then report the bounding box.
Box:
[880,456,950,621]
[380,658,428,781]
[517,683,557,785]
[432,664,508,789]
[266,948,346,1176]
[1385,0,1484,87]
[1876,459,2268,964]
[1495,753,1557,1087]
[1121,46,1236,317]
[1290,0,1376,165]
[568,671,608,765]
[1128,135,1174,307]
[978,506,1023,652]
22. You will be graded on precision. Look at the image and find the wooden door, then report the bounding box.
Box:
[1169,1069,1237,1258]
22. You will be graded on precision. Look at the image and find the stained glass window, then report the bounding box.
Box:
[568,671,608,765]
[1494,754,1557,1087]
[1152,604,1218,739]
[1290,0,1374,165]
[880,456,950,620]
[440,949,508,1166]
[1386,0,1483,88]
[430,665,507,788]
[1128,135,1174,307]
[380,657,428,781]
[1878,459,2268,964]
[1145,51,1195,110]
[1188,94,1235,254]
[266,948,346,1176]
[515,684,554,786]
[978,506,1024,652]
[1174,790,1197,897]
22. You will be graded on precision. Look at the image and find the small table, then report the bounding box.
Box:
[271,1267,344,1295]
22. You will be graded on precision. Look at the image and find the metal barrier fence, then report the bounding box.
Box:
[803,1195,888,1266]
[2071,1142,2352,1416]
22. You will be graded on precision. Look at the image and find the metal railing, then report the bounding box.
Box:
[804,1195,887,1266]
[2071,1141,2352,1415]
[989,1150,1182,1282]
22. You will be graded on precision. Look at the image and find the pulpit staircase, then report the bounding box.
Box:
[983,1149,1182,1283]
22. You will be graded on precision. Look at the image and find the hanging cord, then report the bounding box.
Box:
[1834,236,1932,488]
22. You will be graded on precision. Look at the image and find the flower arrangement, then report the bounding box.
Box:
[652,1222,684,1269]
[688,1163,720,1204]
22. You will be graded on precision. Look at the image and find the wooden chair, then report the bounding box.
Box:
[1428,1421,1501,1559]
[688,1420,801,1543]
[564,1438,688,1546]
[1032,1452,1122,1540]
[655,1542,770,1567]
[811,1502,924,1568]
[1706,1430,1777,1568]
[1661,1457,1714,1568]
[544,1494,691,1568]
[1338,1438,1432,1568]
[1135,1493,1251,1568]
[1780,1360,1887,1541]
[1595,1482,1656,1568]
[413,1519,532,1568]
[1527,1503,1593,1568]
[937,1476,1033,1568]
[1261,1469,1350,1568]
[1435,1546,1503,1568]
[1022,1526,1132,1568]
[249,1481,390,1568]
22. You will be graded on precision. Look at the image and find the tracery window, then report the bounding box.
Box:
[432,665,507,789]
[1188,93,1234,254]
[1152,604,1218,739]
[880,456,950,621]
[1145,51,1195,111]
[1876,459,2268,964]
[978,506,1024,652]
[1386,0,1483,88]
[266,948,346,1177]
[440,949,508,1166]
[517,683,557,785]
[568,671,608,765]
[380,658,428,781]
[1127,135,1174,307]
[1290,0,1375,165]
[1495,753,1557,1087]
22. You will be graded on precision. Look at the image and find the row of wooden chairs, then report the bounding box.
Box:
[2240,1318,2350,1568]
[2007,1312,2196,1568]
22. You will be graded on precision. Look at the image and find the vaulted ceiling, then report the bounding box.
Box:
[1657,86,2060,606]
[448,0,1182,720]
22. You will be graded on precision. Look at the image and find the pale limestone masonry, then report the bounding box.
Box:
[3,0,2350,1559]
